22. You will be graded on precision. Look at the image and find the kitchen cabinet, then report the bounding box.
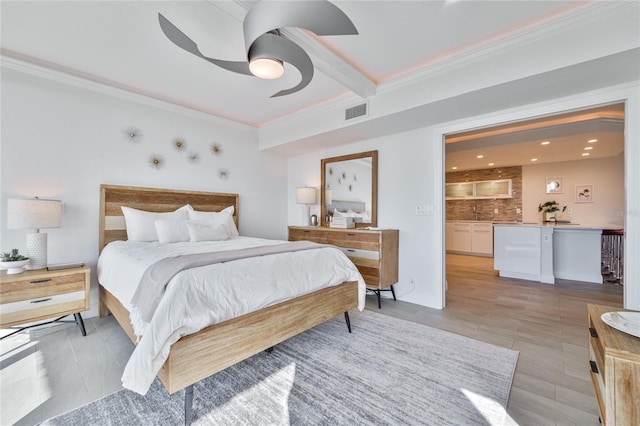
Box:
[445,183,474,198]
[450,222,472,252]
[471,223,493,255]
[446,221,493,257]
[445,179,512,200]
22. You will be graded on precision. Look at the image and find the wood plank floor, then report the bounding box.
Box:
[367,254,624,425]
[1,253,624,425]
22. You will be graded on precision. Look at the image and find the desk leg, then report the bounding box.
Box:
[74,313,86,336]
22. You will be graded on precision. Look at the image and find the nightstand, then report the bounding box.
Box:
[0,266,90,338]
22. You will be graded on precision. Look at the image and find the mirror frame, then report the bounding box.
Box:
[321,150,378,228]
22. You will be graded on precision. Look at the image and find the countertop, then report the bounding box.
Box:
[492,222,623,230]
[447,220,623,230]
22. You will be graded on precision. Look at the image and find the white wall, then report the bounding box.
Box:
[0,69,288,316]
[288,83,640,311]
[522,155,625,225]
[287,128,442,307]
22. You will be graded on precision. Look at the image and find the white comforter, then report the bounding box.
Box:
[97,236,366,395]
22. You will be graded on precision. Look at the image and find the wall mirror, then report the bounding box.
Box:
[321,150,378,228]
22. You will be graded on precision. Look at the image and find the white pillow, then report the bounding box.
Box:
[155,219,190,244]
[121,205,189,242]
[187,222,229,242]
[187,206,239,237]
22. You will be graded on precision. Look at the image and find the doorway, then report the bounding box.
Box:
[442,102,626,304]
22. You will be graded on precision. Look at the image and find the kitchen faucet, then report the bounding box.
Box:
[473,205,479,221]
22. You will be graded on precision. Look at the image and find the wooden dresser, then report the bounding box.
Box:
[288,226,399,308]
[587,304,640,425]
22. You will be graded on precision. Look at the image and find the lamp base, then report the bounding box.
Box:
[26,232,48,270]
[301,205,311,226]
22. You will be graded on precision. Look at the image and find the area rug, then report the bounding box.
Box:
[41,310,518,426]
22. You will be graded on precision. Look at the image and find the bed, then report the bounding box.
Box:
[97,184,363,423]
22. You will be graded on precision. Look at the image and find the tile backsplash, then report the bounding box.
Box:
[446,166,522,221]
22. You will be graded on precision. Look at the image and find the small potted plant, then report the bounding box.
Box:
[1,249,30,275]
[537,201,567,222]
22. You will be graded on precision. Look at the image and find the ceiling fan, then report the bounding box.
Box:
[158,0,358,97]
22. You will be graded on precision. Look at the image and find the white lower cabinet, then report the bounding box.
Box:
[446,221,493,257]
[471,223,493,255]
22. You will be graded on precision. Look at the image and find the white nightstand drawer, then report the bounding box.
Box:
[0,290,86,315]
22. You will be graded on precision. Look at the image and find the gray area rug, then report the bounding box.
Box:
[41,310,518,425]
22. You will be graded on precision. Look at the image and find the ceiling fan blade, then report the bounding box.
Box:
[249,33,313,97]
[158,13,251,75]
[243,0,358,53]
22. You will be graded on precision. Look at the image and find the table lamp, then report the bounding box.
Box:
[295,187,316,226]
[7,198,62,270]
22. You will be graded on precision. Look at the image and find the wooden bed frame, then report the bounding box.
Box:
[98,184,358,418]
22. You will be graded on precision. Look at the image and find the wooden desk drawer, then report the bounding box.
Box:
[0,272,86,304]
[0,291,86,326]
[325,232,380,251]
[288,228,327,244]
[339,248,379,268]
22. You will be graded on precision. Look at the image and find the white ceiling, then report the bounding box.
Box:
[1,0,593,127]
[1,0,635,169]
[445,103,625,171]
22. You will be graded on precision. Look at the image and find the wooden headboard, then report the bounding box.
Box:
[99,184,239,253]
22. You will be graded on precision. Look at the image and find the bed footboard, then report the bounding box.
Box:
[99,280,359,394]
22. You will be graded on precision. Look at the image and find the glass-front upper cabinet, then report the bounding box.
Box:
[475,180,512,197]
[445,182,474,198]
[446,179,512,200]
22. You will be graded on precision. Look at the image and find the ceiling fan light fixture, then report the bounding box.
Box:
[249,57,284,79]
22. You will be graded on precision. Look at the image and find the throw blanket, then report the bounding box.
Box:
[131,241,330,326]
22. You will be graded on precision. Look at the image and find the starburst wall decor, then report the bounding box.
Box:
[174,138,186,150]
[124,127,142,143]
[187,152,199,163]
[211,143,223,156]
[149,155,164,169]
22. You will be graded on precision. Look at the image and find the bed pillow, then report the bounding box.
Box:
[187,221,229,242]
[121,205,189,242]
[155,219,190,244]
[187,206,239,237]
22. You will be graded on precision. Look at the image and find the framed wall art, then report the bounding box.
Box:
[575,184,594,202]
[546,176,564,194]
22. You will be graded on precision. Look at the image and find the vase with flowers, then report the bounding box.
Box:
[537,201,566,222]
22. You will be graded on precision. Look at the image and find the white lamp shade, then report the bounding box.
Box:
[296,187,316,205]
[7,199,62,230]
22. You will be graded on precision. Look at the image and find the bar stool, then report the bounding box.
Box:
[601,229,624,284]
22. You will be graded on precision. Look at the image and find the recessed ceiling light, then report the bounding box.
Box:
[488,162,495,166]
[451,166,458,170]
[582,153,590,156]
[584,146,593,150]
[540,141,550,145]
[477,155,484,159]
[588,139,598,143]
[531,158,538,162]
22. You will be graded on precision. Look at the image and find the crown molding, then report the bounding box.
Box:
[0,51,257,133]
[378,1,635,95]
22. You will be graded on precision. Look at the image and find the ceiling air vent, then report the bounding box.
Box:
[345,102,368,121]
